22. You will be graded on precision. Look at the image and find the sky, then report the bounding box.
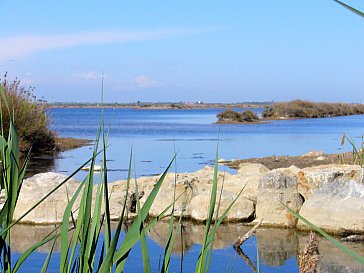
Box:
[0,0,364,103]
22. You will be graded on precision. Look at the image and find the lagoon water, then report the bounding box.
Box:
[20,108,364,272]
[41,107,364,182]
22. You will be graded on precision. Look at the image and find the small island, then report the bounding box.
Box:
[216,109,260,124]
[217,100,364,124]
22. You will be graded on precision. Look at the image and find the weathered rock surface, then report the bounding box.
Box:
[297,164,364,200]
[224,163,269,202]
[10,162,364,234]
[13,172,80,224]
[255,168,303,227]
[186,190,254,222]
[297,179,364,234]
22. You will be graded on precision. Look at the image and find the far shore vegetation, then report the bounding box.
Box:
[47,101,270,109]
[217,100,364,124]
[263,99,364,119]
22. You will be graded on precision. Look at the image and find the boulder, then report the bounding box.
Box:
[298,164,364,200]
[13,172,80,224]
[297,179,364,234]
[255,168,303,227]
[186,190,254,222]
[142,176,196,217]
[224,163,269,202]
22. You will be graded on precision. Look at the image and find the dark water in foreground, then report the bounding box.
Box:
[11,223,364,273]
[20,108,364,272]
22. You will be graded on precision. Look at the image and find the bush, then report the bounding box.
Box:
[217,109,259,123]
[240,110,259,122]
[0,73,56,153]
[262,99,364,119]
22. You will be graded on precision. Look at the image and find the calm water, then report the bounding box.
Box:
[41,107,364,182]
[20,108,364,272]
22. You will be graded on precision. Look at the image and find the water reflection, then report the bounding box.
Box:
[256,228,299,267]
[10,222,364,272]
[26,153,58,178]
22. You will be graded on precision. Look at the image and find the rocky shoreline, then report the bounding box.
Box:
[10,152,364,235]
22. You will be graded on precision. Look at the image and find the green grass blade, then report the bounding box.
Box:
[196,144,219,273]
[60,179,87,273]
[204,181,247,273]
[161,211,184,273]
[160,144,180,273]
[12,233,60,273]
[113,156,175,268]
[0,85,10,114]
[40,239,56,273]
[98,151,133,273]
[134,173,151,273]
[102,126,112,253]
[283,202,364,265]
[334,0,364,18]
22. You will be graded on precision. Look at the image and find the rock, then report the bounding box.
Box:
[186,190,254,222]
[142,176,196,217]
[107,182,128,220]
[218,158,228,163]
[187,166,232,195]
[81,165,102,172]
[224,163,269,202]
[297,179,364,234]
[127,191,145,213]
[302,150,324,157]
[342,235,364,242]
[297,164,364,200]
[13,172,81,224]
[237,163,270,176]
[255,168,303,227]
[315,156,326,161]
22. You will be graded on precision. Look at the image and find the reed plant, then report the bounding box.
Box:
[339,133,364,166]
[0,73,55,153]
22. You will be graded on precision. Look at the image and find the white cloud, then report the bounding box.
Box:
[0,28,209,60]
[73,71,101,80]
[134,75,160,89]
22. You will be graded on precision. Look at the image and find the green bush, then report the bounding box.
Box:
[217,109,259,123]
[0,73,56,153]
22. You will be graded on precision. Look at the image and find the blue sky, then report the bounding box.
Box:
[0,1,363,103]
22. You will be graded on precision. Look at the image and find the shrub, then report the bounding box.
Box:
[0,73,56,153]
[262,99,364,119]
[240,110,259,122]
[217,109,259,123]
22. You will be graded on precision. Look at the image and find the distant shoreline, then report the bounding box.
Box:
[47,102,270,110]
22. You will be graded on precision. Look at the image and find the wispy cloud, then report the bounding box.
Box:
[0,28,210,60]
[73,71,104,81]
[134,75,160,89]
